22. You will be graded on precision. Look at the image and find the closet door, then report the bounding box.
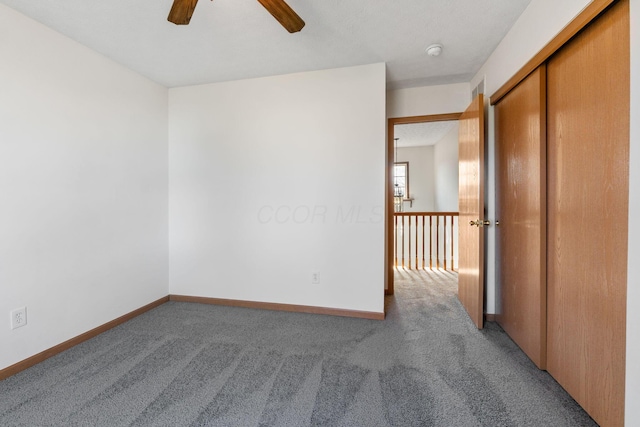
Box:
[547,1,629,426]
[495,66,547,369]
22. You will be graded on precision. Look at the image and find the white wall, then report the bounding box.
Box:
[395,126,459,214]
[472,0,640,424]
[0,5,169,371]
[396,146,435,212]
[169,64,386,314]
[387,83,471,118]
[471,0,592,96]
[434,124,460,212]
[626,0,639,424]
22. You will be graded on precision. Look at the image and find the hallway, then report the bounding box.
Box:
[388,269,595,426]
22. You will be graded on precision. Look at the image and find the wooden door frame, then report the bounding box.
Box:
[385,113,462,296]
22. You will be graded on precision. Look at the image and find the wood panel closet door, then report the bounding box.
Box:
[495,66,547,369]
[547,1,629,426]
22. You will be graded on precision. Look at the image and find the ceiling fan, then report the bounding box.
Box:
[168,0,305,33]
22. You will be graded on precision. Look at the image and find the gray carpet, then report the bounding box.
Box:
[0,270,597,426]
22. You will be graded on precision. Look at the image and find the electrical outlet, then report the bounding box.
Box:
[11,307,27,330]
[311,271,320,284]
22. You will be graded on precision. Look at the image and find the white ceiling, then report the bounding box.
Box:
[395,121,458,148]
[0,0,533,89]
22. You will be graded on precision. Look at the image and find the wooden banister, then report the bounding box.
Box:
[393,212,459,271]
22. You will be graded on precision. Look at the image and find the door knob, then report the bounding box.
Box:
[469,219,491,227]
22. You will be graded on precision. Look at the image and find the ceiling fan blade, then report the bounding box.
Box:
[256,0,305,33]
[168,0,199,25]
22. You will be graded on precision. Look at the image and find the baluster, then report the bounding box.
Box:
[401,215,405,269]
[408,215,412,269]
[421,215,426,269]
[413,215,420,270]
[444,215,448,271]
[394,214,398,268]
[436,215,440,269]
[429,215,433,269]
[450,215,455,271]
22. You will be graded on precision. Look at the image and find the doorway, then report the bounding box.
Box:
[386,113,461,295]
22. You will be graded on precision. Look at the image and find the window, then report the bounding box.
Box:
[394,162,409,212]
[393,162,409,199]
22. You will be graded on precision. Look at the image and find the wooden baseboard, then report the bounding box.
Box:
[169,295,386,320]
[485,314,497,322]
[0,296,169,381]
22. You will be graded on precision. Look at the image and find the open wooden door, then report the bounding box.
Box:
[458,94,485,329]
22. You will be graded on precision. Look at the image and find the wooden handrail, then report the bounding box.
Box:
[393,212,459,271]
[394,211,459,216]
